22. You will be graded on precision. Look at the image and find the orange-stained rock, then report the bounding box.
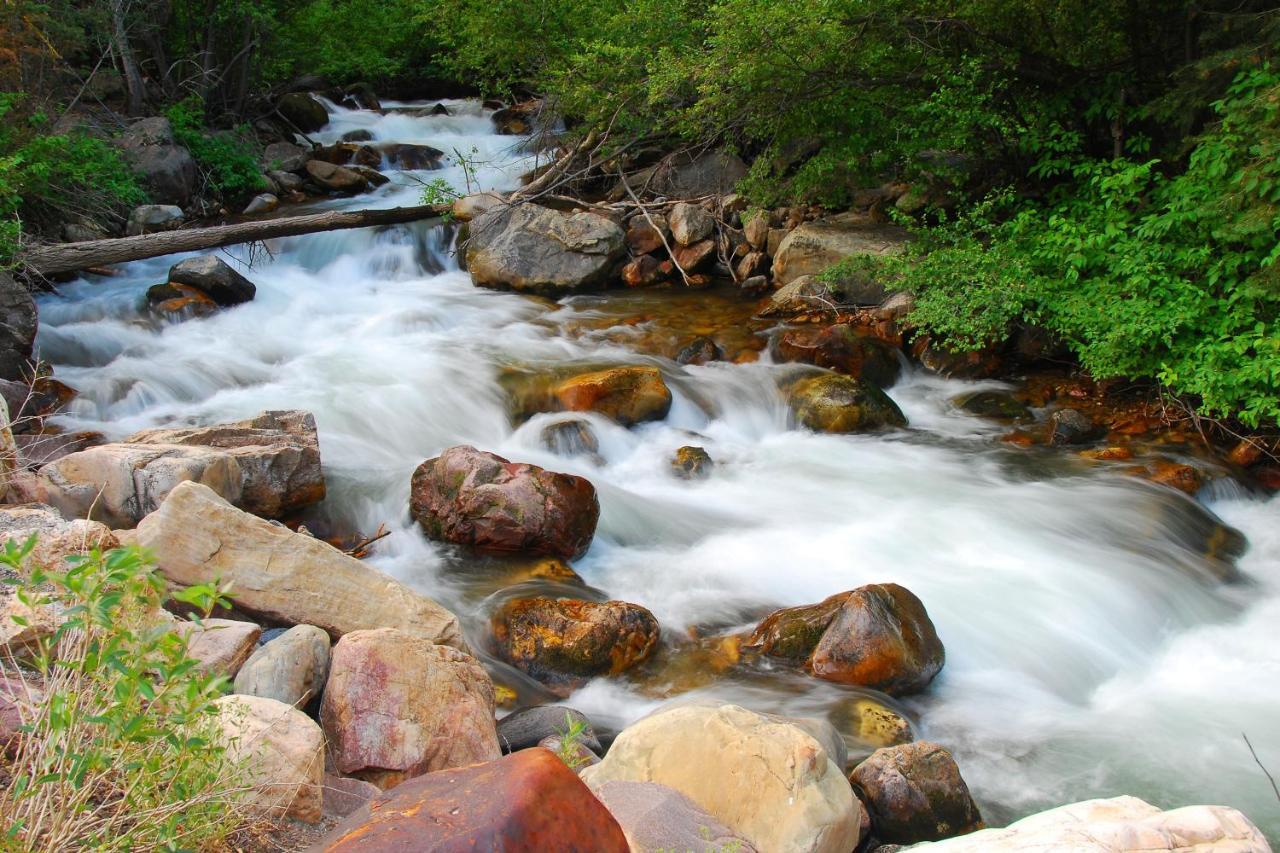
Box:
[1129,460,1204,495]
[319,628,500,790]
[491,597,660,693]
[622,255,665,287]
[553,366,673,426]
[808,583,944,696]
[312,748,629,852]
[910,337,1003,379]
[776,324,902,388]
[744,592,846,662]
[672,239,716,272]
[1226,438,1265,468]
[410,445,600,560]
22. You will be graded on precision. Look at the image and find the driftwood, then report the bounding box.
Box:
[20,203,451,277]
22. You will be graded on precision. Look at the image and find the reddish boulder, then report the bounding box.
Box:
[744,592,847,661]
[492,597,660,693]
[553,366,673,426]
[622,255,665,287]
[776,325,902,388]
[320,628,500,790]
[809,584,944,696]
[410,445,600,560]
[312,748,629,852]
[625,217,668,255]
[849,741,984,844]
[672,239,716,272]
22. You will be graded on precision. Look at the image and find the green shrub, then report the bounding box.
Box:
[166,96,265,202]
[0,537,249,851]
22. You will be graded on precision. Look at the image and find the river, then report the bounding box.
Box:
[34,98,1280,838]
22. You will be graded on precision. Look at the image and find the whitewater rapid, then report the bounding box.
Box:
[35,99,1280,837]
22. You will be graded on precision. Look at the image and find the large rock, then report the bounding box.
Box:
[1,588,57,658]
[668,202,714,246]
[233,623,330,707]
[39,443,243,528]
[277,92,329,133]
[902,796,1268,852]
[648,149,748,197]
[594,780,758,852]
[787,374,908,433]
[127,410,323,518]
[305,160,368,193]
[581,703,861,853]
[319,628,499,789]
[115,118,198,206]
[491,597,660,692]
[553,366,673,426]
[133,481,465,649]
[126,204,185,236]
[496,705,600,754]
[809,583,945,696]
[312,748,629,851]
[410,445,599,560]
[0,503,118,569]
[773,220,909,286]
[849,741,982,843]
[776,325,902,388]
[212,694,324,823]
[176,618,261,678]
[744,592,847,662]
[466,203,625,295]
[262,141,309,174]
[451,191,505,222]
[166,255,257,306]
[0,272,37,382]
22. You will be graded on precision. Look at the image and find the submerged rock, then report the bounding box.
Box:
[553,366,673,426]
[849,741,983,844]
[313,748,630,852]
[320,628,499,789]
[1047,407,1103,445]
[952,390,1032,421]
[410,445,600,560]
[675,336,722,365]
[491,597,660,692]
[671,446,713,480]
[466,203,625,295]
[788,373,908,433]
[540,418,600,457]
[581,703,862,853]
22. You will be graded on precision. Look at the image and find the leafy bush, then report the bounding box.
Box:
[870,65,1280,425]
[0,93,145,266]
[0,537,249,851]
[166,96,265,202]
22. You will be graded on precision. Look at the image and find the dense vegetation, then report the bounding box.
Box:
[1,0,1277,421]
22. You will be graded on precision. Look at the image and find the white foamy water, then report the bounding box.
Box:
[36,101,1280,838]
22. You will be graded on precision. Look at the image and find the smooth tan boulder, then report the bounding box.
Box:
[134,482,465,650]
[233,624,330,708]
[902,796,1269,852]
[0,503,118,569]
[467,203,626,295]
[319,628,500,790]
[773,220,908,286]
[581,703,862,853]
[39,443,243,528]
[213,694,324,823]
[0,589,56,658]
[176,618,261,679]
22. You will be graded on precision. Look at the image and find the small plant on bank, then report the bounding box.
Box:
[552,711,592,770]
[0,536,250,852]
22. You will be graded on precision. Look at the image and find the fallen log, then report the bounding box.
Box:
[20,203,452,278]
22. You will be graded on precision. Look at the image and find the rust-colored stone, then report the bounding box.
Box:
[314,748,629,852]
[776,324,901,388]
[672,239,716,272]
[553,366,672,426]
[744,593,846,661]
[622,255,665,287]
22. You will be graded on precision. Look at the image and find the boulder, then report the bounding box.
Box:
[745,212,770,249]
[669,202,714,246]
[451,191,505,222]
[322,774,381,818]
[312,143,381,169]
[744,592,847,662]
[760,275,840,317]
[380,143,444,170]
[126,410,324,519]
[1,674,37,753]
[212,694,324,823]
[268,170,303,193]
[649,149,748,198]
[262,142,309,174]
[809,583,944,696]
[233,623,330,708]
[911,338,1004,379]
[491,597,660,693]
[319,628,500,789]
[735,249,770,280]
[126,204,184,236]
[553,366,672,426]
[672,239,716,272]
[312,748,629,852]
[39,443,243,528]
[0,272,37,382]
[0,588,57,658]
[115,119,198,206]
[581,703,861,853]
[146,283,219,321]
[466,203,625,295]
[675,336,722,365]
[496,705,600,754]
[776,325,902,388]
[133,481,465,649]
[671,446,713,480]
[850,741,982,844]
[340,129,374,143]
[773,220,909,286]
[0,503,118,569]
[830,697,915,753]
[305,160,368,193]
[176,618,261,679]
[118,116,174,147]
[787,374,908,433]
[277,92,329,133]
[902,796,1268,852]
[622,255,666,287]
[166,255,256,306]
[410,445,599,560]
[625,216,668,255]
[540,418,600,457]
[243,192,278,215]
[1048,408,1103,446]
[952,390,1031,421]
[595,780,759,853]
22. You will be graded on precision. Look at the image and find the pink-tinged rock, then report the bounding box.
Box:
[410,445,599,560]
[312,748,629,852]
[175,618,261,679]
[323,774,381,817]
[319,628,500,790]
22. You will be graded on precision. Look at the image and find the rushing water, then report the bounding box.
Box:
[36,100,1280,838]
